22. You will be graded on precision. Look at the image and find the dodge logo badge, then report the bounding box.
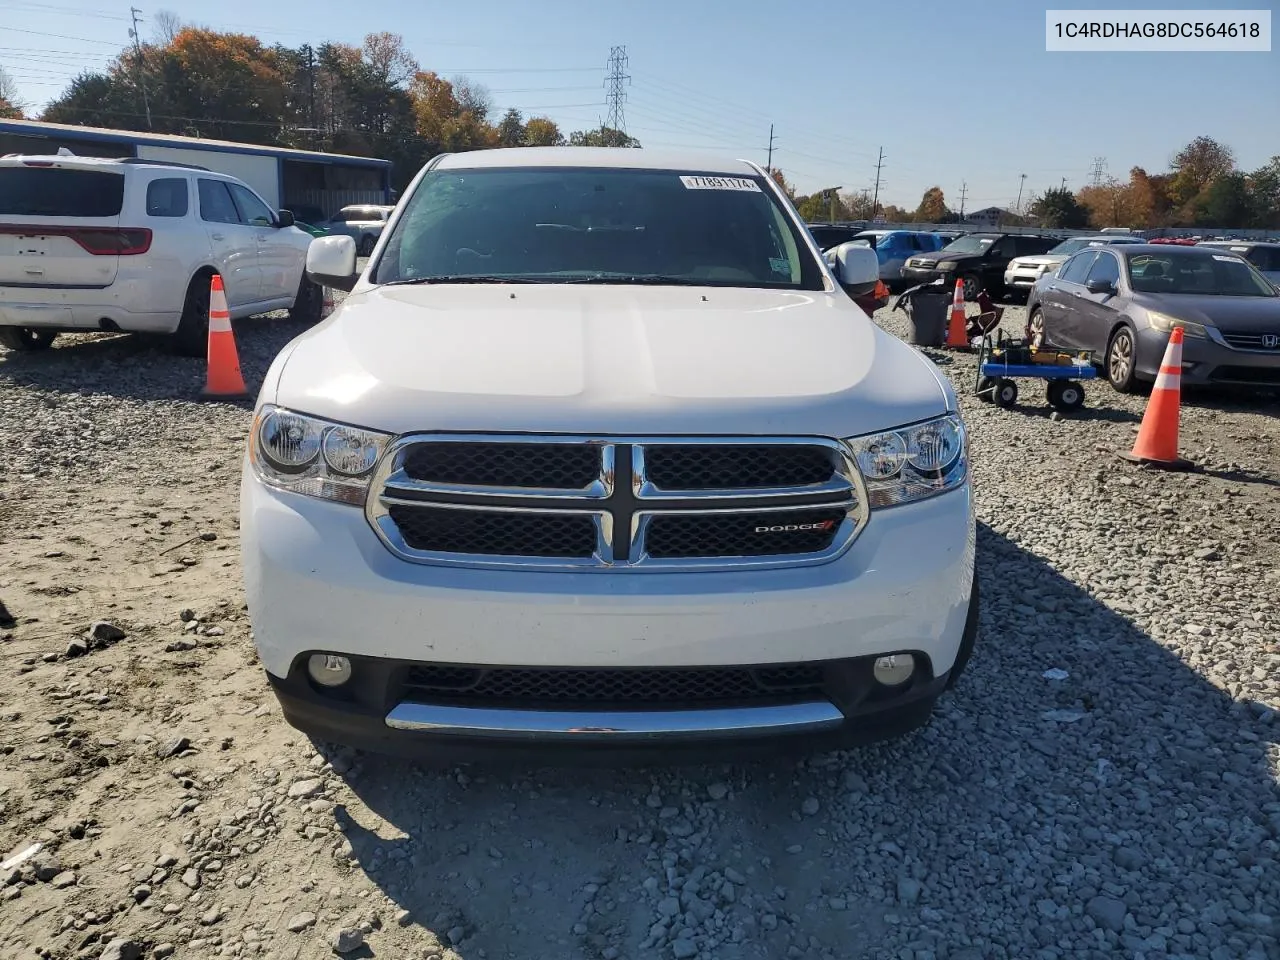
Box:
[754,521,836,533]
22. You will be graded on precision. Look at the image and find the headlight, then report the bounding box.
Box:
[1147,312,1207,339]
[845,414,967,509]
[937,261,958,272]
[249,405,391,505]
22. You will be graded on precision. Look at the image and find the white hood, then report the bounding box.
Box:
[271,284,951,438]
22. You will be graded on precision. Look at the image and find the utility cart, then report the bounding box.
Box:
[974,330,1097,411]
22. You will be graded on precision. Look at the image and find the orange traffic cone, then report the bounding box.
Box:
[945,278,969,349]
[200,275,249,401]
[1118,326,1194,470]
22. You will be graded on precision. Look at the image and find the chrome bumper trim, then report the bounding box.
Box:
[384,700,844,741]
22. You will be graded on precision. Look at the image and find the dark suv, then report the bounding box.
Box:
[806,223,868,251]
[900,232,1058,300]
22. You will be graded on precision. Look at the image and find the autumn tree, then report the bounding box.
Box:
[1247,156,1280,228]
[880,204,909,223]
[1196,172,1251,227]
[522,116,564,147]
[451,77,492,122]
[152,10,182,44]
[0,66,23,119]
[1169,135,1235,208]
[913,186,949,223]
[765,167,795,198]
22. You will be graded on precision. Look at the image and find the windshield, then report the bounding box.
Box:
[374,167,824,290]
[1048,238,1095,256]
[940,235,994,255]
[1128,253,1278,297]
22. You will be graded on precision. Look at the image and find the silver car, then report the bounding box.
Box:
[323,204,394,257]
[1004,235,1145,296]
[1196,241,1280,288]
[1026,244,1280,392]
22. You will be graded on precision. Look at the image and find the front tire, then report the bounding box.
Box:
[993,378,1018,408]
[0,327,58,352]
[171,273,214,358]
[961,274,981,301]
[1106,327,1138,393]
[1027,308,1046,349]
[289,274,323,324]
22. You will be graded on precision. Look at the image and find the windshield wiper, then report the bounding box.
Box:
[562,275,710,286]
[380,275,548,286]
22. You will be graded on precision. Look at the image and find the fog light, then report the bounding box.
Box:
[873,655,915,686]
[307,654,352,688]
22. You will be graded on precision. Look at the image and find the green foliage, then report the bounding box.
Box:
[567,126,641,148]
[1031,187,1090,229]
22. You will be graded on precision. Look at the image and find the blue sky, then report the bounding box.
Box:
[3,0,1277,211]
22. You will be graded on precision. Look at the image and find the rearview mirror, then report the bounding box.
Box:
[276,209,295,228]
[830,242,880,297]
[1085,278,1116,295]
[306,235,359,292]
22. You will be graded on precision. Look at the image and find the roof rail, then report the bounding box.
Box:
[118,157,210,171]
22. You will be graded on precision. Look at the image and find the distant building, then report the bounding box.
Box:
[963,206,1039,228]
[0,118,392,222]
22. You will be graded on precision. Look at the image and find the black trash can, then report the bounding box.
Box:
[904,289,950,347]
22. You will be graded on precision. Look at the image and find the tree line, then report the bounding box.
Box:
[0,25,638,192]
[779,136,1279,230]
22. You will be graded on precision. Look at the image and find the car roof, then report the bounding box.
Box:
[1199,240,1280,249]
[433,147,762,176]
[1111,244,1246,258]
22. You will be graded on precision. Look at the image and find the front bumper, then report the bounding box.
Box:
[1004,268,1050,290]
[901,265,946,286]
[1135,329,1280,387]
[241,468,976,756]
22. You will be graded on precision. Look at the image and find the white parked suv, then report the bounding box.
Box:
[240,148,978,761]
[0,153,319,356]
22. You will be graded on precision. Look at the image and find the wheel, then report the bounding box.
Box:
[1106,326,1138,393]
[1047,380,1085,412]
[992,378,1018,408]
[1027,308,1046,350]
[288,274,323,324]
[976,376,997,402]
[961,274,981,301]
[358,235,375,257]
[0,327,58,352]
[171,272,214,358]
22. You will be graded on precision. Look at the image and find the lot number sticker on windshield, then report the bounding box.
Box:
[680,176,761,192]
[1212,254,1242,262]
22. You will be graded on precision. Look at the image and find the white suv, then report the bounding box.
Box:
[240,148,977,762]
[0,153,319,355]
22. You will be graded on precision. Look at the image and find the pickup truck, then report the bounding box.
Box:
[240,148,977,761]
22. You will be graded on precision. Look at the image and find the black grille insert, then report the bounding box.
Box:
[644,445,836,490]
[401,442,601,490]
[402,663,826,707]
[1210,365,1280,385]
[387,505,597,558]
[643,508,846,559]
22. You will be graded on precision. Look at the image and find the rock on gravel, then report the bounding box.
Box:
[100,940,143,960]
[330,926,364,954]
[287,911,317,932]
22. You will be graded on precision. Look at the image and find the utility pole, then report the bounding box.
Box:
[765,124,776,173]
[603,46,631,134]
[1015,173,1027,217]
[870,146,885,219]
[1060,177,1068,190]
[958,181,967,219]
[128,7,152,130]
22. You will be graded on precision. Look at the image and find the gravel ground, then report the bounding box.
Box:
[1,292,1278,960]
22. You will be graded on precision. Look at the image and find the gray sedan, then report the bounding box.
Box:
[1026,244,1280,392]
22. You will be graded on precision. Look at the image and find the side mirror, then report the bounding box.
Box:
[1085,278,1116,295]
[830,242,880,297]
[276,209,295,228]
[306,235,359,292]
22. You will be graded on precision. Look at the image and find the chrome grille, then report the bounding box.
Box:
[1220,331,1280,352]
[366,435,868,572]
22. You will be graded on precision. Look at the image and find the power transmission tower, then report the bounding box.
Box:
[1060,177,1069,190]
[604,46,630,133]
[765,124,776,173]
[1090,157,1107,188]
[128,7,152,130]
[958,181,968,219]
[870,147,885,218]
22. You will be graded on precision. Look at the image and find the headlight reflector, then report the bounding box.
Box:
[937,260,958,271]
[250,405,390,505]
[1147,312,1207,339]
[845,414,968,508]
